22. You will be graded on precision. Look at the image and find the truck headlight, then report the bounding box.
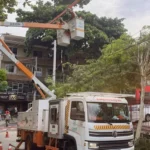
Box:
[128,140,134,147]
[88,143,99,149]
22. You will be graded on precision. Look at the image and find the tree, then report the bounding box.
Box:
[0,69,8,92]
[0,0,17,21]
[16,0,126,59]
[46,33,140,97]
[24,0,91,7]
[135,26,150,142]
[64,34,139,92]
[51,0,91,7]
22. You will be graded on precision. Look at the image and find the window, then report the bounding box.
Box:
[51,108,57,124]
[87,103,130,123]
[10,47,17,55]
[18,83,23,93]
[23,84,29,93]
[12,83,18,90]
[70,101,85,121]
[33,51,42,58]
[47,68,52,76]
[5,64,16,73]
[7,82,32,94]
[36,67,42,77]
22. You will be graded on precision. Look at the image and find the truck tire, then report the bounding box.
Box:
[37,147,45,150]
[66,141,76,150]
[25,135,37,150]
[67,146,76,150]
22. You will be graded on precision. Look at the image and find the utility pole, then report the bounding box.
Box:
[52,40,57,86]
[33,57,37,101]
[0,51,3,68]
[61,49,65,83]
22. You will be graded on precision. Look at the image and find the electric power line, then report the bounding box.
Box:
[105,34,150,58]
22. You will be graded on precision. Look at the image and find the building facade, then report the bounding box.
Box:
[0,34,56,113]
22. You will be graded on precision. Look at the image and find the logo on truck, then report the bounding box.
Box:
[112,131,117,137]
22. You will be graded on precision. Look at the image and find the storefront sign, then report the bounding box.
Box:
[0,94,26,101]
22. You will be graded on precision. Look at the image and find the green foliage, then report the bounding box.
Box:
[51,0,91,7]
[52,34,140,97]
[45,76,75,98]
[135,138,150,150]
[16,0,126,59]
[100,34,139,92]
[134,26,150,141]
[55,26,150,98]
[0,0,17,21]
[68,34,139,92]
[0,69,8,91]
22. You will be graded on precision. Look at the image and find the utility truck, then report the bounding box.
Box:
[16,92,134,150]
[0,0,134,149]
[0,36,134,150]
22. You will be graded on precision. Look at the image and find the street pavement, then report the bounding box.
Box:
[0,119,17,131]
[0,130,25,150]
[0,119,25,149]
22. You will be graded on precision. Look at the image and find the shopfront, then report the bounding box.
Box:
[0,93,31,115]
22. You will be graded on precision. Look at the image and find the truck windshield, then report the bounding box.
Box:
[87,102,130,123]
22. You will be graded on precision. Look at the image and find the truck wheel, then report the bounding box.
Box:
[67,146,76,150]
[25,135,36,150]
[145,114,150,121]
[37,147,45,150]
[66,141,76,150]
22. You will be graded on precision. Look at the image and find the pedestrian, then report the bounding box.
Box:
[5,112,11,127]
[0,108,2,121]
[14,107,18,117]
[5,110,10,115]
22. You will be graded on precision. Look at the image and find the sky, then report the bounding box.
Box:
[0,0,150,38]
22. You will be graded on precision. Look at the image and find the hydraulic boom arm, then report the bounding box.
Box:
[0,0,83,100]
[0,39,56,99]
[0,22,68,30]
[0,0,81,30]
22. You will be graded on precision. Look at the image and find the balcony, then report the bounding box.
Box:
[7,74,30,81]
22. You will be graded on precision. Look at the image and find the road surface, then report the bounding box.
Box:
[0,130,25,150]
[0,120,25,150]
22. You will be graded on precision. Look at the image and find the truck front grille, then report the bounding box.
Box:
[89,130,133,137]
[88,140,132,149]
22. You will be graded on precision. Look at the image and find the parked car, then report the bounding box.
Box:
[129,104,150,122]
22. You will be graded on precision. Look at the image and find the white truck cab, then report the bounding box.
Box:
[48,92,134,150]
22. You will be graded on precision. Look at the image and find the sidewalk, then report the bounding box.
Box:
[0,118,17,126]
[0,120,5,126]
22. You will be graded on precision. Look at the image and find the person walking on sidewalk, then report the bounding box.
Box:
[5,112,11,127]
[0,108,2,121]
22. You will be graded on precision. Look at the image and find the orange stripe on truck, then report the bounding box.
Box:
[16,61,33,79]
[94,125,130,130]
